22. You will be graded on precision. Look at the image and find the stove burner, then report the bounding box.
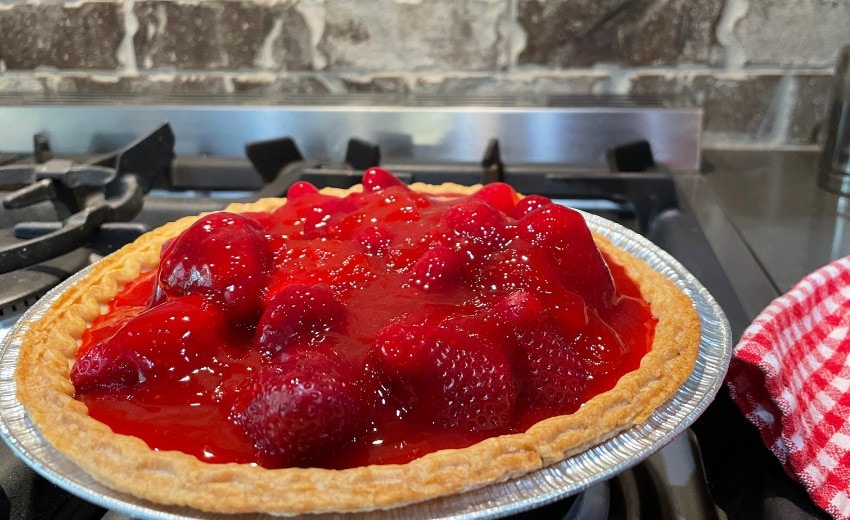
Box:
[243,136,387,200]
[607,139,657,173]
[0,248,90,320]
[240,135,513,202]
[0,124,174,275]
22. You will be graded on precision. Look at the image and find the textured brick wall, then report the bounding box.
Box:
[0,0,848,149]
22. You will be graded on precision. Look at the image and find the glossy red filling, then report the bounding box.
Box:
[73,169,656,469]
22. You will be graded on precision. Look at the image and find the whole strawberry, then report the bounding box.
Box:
[440,197,510,254]
[479,292,589,419]
[517,327,587,412]
[516,204,615,309]
[405,244,464,292]
[254,284,347,358]
[232,347,369,467]
[157,212,273,324]
[72,295,225,392]
[369,323,517,433]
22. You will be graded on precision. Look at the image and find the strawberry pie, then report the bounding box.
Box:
[14,168,700,514]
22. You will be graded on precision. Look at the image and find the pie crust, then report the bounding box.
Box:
[14,182,701,515]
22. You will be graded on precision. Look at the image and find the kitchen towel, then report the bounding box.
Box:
[727,255,850,520]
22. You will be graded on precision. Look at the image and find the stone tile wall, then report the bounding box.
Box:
[0,0,847,149]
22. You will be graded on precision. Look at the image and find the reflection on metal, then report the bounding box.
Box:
[832,196,850,260]
[0,96,702,171]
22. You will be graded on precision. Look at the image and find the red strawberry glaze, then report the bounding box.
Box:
[74,175,657,470]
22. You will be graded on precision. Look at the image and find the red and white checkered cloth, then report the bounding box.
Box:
[728,255,850,519]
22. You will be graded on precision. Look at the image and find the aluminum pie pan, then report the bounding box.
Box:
[0,211,732,520]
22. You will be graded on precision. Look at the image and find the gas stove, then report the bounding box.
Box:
[0,95,824,519]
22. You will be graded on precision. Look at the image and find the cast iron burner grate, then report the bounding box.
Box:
[0,124,175,319]
[0,124,175,273]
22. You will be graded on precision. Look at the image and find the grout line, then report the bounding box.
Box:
[589,66,631,95]
[221,75,235,94]
[502,0,524,71]
[0,68,833,85]
[293,0,327,71]
[254,15,284,71]
[764,74,798,146]
[715,0,749,71]
[117,0,139,74]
